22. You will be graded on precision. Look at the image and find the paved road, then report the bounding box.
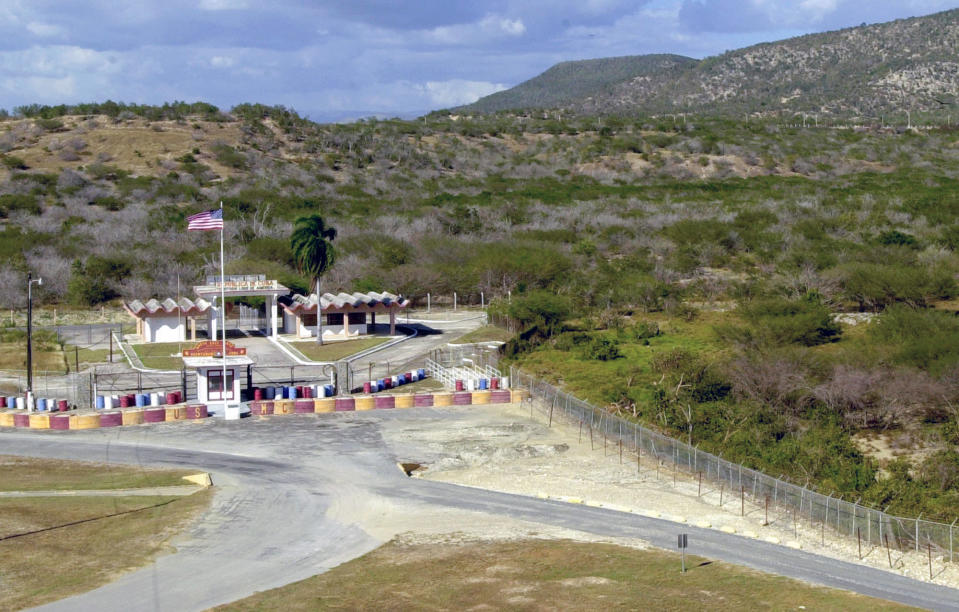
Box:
[4,409,958,611]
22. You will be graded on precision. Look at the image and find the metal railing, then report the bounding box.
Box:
[427,358,500,390]
[510,366,959,564]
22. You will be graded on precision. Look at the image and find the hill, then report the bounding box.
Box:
[462,9,959,120]
[462,54,696,114]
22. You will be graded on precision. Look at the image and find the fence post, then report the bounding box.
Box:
[916,514,921,552]
[951,518,957,564]
[137,371,142,394]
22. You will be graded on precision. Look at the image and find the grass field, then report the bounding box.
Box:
[216,539,913,611]
[289,337,389,362]
[0,455,199,491]
[451,324,513,344]
[0,457,212,610]
[0,342,66,373]
[131,341,188,370]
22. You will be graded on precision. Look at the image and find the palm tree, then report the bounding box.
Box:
[290,214,337,344]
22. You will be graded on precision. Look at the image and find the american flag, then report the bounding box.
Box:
[187,208,224,231]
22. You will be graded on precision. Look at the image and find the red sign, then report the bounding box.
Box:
[182,340,247,357]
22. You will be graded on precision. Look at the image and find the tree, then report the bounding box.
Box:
[290,214,337,344]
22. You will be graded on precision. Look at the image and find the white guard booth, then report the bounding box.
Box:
[181,341,253,412]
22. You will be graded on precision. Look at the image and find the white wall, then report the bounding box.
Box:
[145,316,185,343]
[196,366,240,405]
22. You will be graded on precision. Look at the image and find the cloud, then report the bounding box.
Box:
[25,22,63,38]
[198,0,249,10]
[421,79,509,107]
[427,14,527,45]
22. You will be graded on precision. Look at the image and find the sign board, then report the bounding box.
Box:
[182,340,247,357]
[203,275,278,291]
[677,534,688,549]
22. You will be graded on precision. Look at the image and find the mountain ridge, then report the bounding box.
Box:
[460,8,959,119]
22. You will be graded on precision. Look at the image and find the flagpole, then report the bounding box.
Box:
[219,200,228,417]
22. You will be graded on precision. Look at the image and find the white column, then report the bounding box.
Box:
[209,306,218,340]
[269,295,278,337]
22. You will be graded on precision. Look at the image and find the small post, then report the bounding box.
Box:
[481,292,485,309]
[698,471,702,497]
[578,419,583,444]
[720,483,724,507]
[548,403,553,428]
[916,514,922,552]
[764,495,769,526]
[678,534,688,574]
[885,533,893,568]
[619,439,622,464]
[950,518,956,564]
[928,543,933,581]
[75,345,79,372]
[589,422,593,450]
[109,331,113,362]
[427,292,431,313]
[793,508,797,538]
[857,527,862,560]
[822,514,825,547]
[741,485,744,517]
[453,292,457,310]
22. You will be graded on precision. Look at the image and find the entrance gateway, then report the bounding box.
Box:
[181,340,253,406]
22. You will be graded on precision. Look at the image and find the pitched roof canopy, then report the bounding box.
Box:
[124,297,213,317]
[279,291,408,314]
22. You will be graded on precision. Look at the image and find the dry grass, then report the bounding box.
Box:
[0,492,212,610]
[4,116,246,178]
[131,341,188,370]
[290,337,389,362]
[0,455,212,610]
[0,455,200,491]
[216,538,915,611]
[0,342,66,373]
[451,325,513,344]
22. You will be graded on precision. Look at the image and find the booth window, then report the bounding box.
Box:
[347,312,366,325]
[326,313,344,326]
[208,369,234,401]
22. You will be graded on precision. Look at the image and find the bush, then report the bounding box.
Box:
[579,336,622,361]
[718,296,841,347]
[1,155,27,170]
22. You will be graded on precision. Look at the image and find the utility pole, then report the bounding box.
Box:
[26,272,42,411]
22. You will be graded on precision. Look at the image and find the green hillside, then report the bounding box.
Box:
[461,54,696,113]
[464,9,959,121]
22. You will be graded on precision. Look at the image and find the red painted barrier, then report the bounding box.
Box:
[143,408,165,423]
[251,400,274,415]
[294,399,313,413]
[334,397,355,412]
[50,414,71,430]
[13,413,30,428]
[414,394,434,407]
[490,390,512,403]
[374,395,395,409]
[453,392,472,405]
[100,412,123,427]
[186,404,208,419]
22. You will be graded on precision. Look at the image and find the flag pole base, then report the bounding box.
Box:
[224,405,241,420]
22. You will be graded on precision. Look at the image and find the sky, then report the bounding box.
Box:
[0,0,956,121]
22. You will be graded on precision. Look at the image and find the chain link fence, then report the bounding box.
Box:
[511,366,959,564]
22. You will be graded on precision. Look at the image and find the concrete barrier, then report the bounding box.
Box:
[294,399,314,413]
[394,394,414,409]
[511,389,530,403]
[100,412,123,427]
[185,404,208,419]
[0,412,13,427]
[433,392,453,406]
[13,413,29,427]
[490,389,512,403]
[453,392,472,406]
[165,406,187,420]
[76,414,101,429]
[122,410,144,426]
[334,397,355,412]
[413,394,434,407]
[374,395,395,410]
[143,408,166,423]
[29,413,51,429]
[274,400,294,415]
[50,414,74,430]
[355,396,375,411]
[471,390,491,405]
[314,398,335,413]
